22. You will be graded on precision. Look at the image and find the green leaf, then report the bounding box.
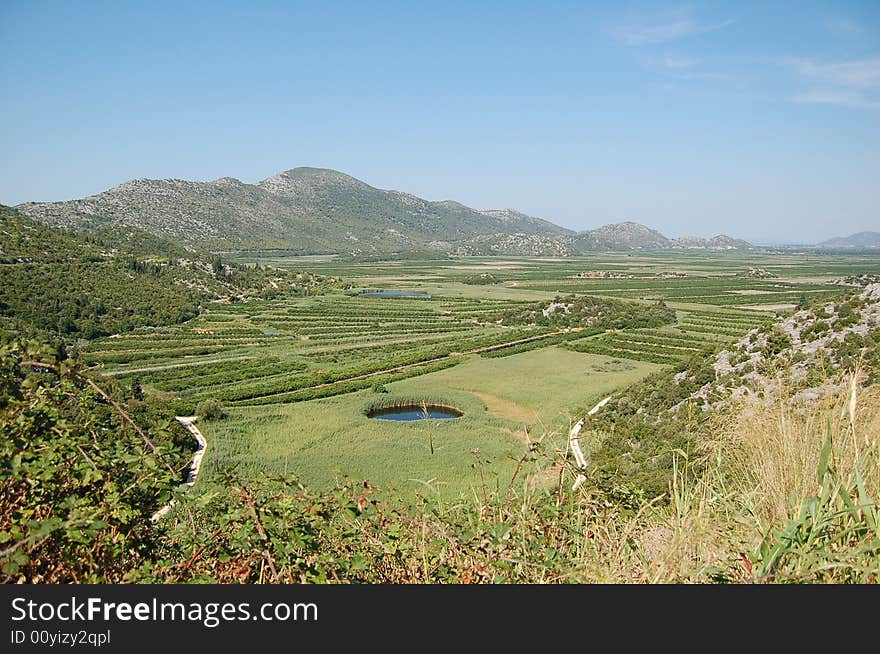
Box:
[817,423,833,485]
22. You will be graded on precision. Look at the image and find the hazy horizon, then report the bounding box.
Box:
[2,1,878,242]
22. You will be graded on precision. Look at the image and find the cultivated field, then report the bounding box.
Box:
[84,251,879,498]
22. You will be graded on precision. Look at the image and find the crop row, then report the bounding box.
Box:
[97,318,699,392]
[149,359,308,392]
[682,321,759,334]
[510,278,795,291]
[479,328,604,358]
[88,336,279,353]
[675,324,743,338]
[85,344,235,365]
[607,336,701,353]
[183,328,548,403]
[288,327,481,348]
[98,326,266,341]
[229,358,464,406]
[565,340,683,365]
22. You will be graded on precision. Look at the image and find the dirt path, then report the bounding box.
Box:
[569,396,611,491]
[150,416,207,522]
[104,355,257,376]
[464,329,571,354]
[470,391,536,423]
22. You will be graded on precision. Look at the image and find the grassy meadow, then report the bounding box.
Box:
[199,348,658,497]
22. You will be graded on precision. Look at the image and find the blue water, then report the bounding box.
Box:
[369,406,461,421]
[361,289,431,298]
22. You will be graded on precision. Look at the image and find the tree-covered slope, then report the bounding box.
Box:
[0,208,332,338]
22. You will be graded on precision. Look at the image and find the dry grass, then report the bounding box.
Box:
[590,372,880,582]
[710,376,880,534]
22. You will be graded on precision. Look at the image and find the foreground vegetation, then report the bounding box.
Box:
[2,333,876,582]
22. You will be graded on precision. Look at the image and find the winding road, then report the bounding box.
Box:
[569,396,611,491]
[150,416,207,522]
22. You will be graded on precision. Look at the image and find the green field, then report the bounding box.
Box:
[82,251,880,498]
[199,348,658,497]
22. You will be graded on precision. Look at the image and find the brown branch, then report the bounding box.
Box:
[240,488,280,583]
[176,525,226,574]
[75,444,98,471]
[504,452,529,516]
[84,378,158,452]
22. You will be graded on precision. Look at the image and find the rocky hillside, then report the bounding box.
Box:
[585,221,671,249]
[676,284,880,412]
[16,168,568,253]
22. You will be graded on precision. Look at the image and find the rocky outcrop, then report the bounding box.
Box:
[673,284,880,412]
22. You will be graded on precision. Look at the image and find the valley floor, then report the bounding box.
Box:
[82,251,880,500]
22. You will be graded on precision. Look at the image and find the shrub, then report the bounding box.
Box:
[196,398,226,421]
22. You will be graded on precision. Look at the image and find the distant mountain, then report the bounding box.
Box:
[584,221,671,249]
[16,168,568,253]
[670,234,753,250]
[818,231,880,249]
[565,222,751,252]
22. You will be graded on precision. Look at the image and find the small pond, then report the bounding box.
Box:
[361,289,432,299]
[367,404,463,421]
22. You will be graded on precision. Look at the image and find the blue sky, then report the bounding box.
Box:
[1,1,878,243]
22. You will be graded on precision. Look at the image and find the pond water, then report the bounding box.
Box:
[361,289,432,298]
[368,404,463,421]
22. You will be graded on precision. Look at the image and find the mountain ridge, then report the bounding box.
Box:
[14,167,753,254]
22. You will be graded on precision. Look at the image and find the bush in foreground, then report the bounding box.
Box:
[196,399,226,421]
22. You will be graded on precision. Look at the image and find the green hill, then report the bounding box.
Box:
[0,207,330,338]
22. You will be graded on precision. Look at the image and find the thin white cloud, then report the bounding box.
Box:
[825,19,862,37]
[639,54,731,82]
[787,57,880,109]
[662,55,696,69]
[613,12,734,46]
[793,89,880,109]
[793,57,880,89]
[677,71,731,81]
